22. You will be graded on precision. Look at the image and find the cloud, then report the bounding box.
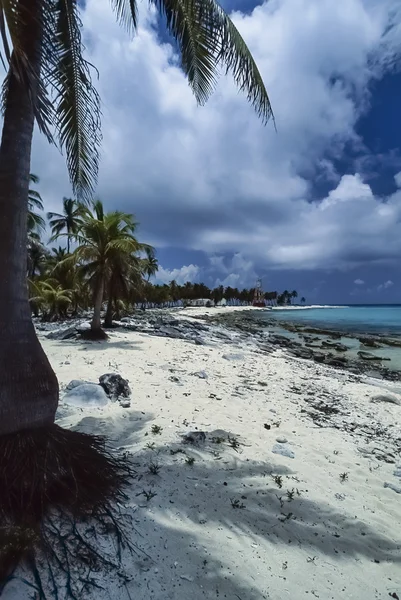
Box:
[154,264,200,285]
[17,0,401,284]
[354,279,365,285]
[377,279,394,291]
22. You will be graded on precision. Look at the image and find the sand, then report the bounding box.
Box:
[4,308,401,600]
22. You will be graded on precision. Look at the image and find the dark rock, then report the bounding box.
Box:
[269,334,294,347]
[313,352,326,363]
[46,325,78,340]
[288,347,313,360]
[63,383,109,407]
[358,351,390,362]
[99,373,131,400]
[182,431,206,445]
[326,357,348,368]
[371,394,401,406]
[321,341,348,352]
[358,337,382,349]
[158,325,185,339]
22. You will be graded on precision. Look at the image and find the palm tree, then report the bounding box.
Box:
[27,240,48,279]
[142,251,159,282]
[30,280,72,321]
[47,197,83,253]
[27,173,46,241]
[72,200,144,336]
[0,0,273,585]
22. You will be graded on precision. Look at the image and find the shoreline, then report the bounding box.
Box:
[178,307,401,382]
[9,307,400,599]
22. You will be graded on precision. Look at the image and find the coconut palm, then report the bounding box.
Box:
[27,173,46,239]
[27,240,48,279]
[47,198,83,252]
[72,200,145,336]
[142,252,159,282]
[30,279,72,321]
[0,0,273,585]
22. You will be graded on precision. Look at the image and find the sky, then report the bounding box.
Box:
[25,0,401,303]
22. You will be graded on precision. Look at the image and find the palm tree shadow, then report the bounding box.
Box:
[74,339,144,351]
[73,411,152,448]
[130,439,401,597]
[68,419,401,599]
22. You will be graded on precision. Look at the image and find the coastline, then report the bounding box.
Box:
[7,307,401,599]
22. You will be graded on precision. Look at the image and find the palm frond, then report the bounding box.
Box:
[111,0,138,34]
[29,173,40,184]
[51,0,101,201]
[28,210,46,233]
[152,0,273,124]
[0,0,55,139]
[28,191,44,211]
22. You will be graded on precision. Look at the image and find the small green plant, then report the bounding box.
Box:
[146,442,156,450]
[185,456,195,466]
[230,498,245,509]
[138,489,157,501]
[148,462,160,475]
[151,425,163,435]
[211,436,225,444]
[228,436,240,451]
[339,472,349,483]
[279,512,294,522]
[286,489,295,502]
[272,475,283,489]
[170,448,185,455]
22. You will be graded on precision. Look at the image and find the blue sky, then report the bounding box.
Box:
[28,0,401,303]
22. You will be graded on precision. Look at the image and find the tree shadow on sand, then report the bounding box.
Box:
[6,415,400,600]
[87,420,401,598]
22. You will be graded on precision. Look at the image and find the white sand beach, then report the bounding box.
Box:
[5,308,401,600]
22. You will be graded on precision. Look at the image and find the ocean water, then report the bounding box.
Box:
[268,305,401,336]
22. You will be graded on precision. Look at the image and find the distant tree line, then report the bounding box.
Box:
[28,179,305,330]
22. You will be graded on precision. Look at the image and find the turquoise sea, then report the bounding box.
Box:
[268,305,401,336]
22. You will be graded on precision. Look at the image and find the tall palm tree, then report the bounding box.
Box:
[0,0,272,427]
[142,252,159,282]
[0,0,273,585]
[72,200,144,336]
[47,197,83,253]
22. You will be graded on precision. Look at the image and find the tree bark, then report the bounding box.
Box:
[91,276,105,331]
[0,1,58,435]
[104,276,114,328]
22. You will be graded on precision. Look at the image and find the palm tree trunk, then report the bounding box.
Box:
[91,276,105,332]
[104,276,114,328]
[0,2,58,435]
